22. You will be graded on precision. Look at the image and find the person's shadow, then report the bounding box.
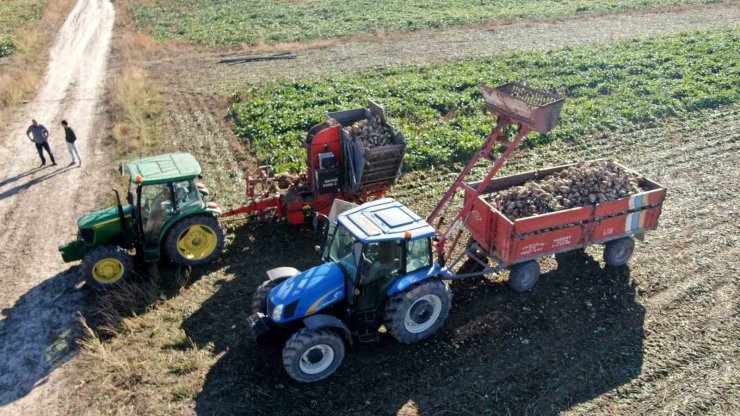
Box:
[189,229,645,415]
[0,165,76,201]
[0,267,87,405]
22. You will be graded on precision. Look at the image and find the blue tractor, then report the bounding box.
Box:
[248,198,452,382]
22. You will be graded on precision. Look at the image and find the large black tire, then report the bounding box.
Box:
[282,328,345,383]
[507,260,540,293]
[603,237,635,267]
[251,279,283,314]
[81,245,134,289]
[384,280,451,344]
[165,215,224,267]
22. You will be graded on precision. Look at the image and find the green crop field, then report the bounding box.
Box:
[0,0,47,59]
[231,29,739,172]
[130,0,722,46]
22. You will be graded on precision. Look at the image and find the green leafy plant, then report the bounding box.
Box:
[131,0,722,46]
[231,30,739,172]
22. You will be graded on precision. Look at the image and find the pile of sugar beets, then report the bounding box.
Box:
[343,115,394,150]
[487,160,645,220]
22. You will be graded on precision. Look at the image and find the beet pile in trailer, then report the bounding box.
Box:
[487,160,645,220]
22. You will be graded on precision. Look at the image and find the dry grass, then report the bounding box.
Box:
[0,0,74,117]
[107,2,165,155]
[110,65,164,153]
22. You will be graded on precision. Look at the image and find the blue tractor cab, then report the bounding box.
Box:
[249,199,451,382]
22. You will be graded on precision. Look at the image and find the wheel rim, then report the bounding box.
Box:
[614,245,630,263]
[92,258,125,284]
[404,294,442,334]
[299,344,335,375]
[176,224,218,260]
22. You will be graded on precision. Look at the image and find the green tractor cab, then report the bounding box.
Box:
[59,153,224,288]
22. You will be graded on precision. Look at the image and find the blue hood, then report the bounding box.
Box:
[268,262,346,323]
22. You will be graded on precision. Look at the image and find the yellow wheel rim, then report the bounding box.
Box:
[92,258,125,284]
[176,224,218,261]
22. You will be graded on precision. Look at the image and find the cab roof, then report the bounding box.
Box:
[338,198,437,243]
[126,153,201,185]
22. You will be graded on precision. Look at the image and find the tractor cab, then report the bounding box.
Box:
[59,153,224,288]
[321,199,438,312]
[250,199,449,383]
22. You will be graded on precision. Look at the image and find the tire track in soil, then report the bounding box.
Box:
[0,0,115,414]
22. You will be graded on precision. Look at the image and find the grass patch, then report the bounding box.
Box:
[128,0,723,46]
[0,0,47,59]
[0,0,74,113]
[110,65,164,153]
[231,29,739,172]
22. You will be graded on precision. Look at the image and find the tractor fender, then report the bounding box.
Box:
[303,314,353,347]
[266,267,300,281]
[386,264,444,296]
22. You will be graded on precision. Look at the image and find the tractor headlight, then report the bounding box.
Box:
[271,304,284,321]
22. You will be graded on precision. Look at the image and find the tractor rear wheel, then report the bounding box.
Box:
[384,280,451,344]
[251,278,285,314]
[603,237,635,267]
[81,245,134,289]
[165,215,224,267]
[282,328,345,383]
[507,260,540,292]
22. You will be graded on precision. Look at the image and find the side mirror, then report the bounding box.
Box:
[126,191,134,205]
[118,163,125,176]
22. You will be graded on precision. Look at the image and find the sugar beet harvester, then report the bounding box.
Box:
[248,83,667,383]
[221,101,406,224]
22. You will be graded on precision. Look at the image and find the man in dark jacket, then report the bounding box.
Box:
[26,119,56,166]
[61,120,82,166]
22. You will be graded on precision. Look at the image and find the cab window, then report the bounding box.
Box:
[406,238,432,273]
[172,180,201,207]
[360,240,402,285]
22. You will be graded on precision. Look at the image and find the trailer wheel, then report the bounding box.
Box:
[165,215,224,266]
[81,245,134,289]
[251,278,285,314]
[384,280,451,344]
[603,237,635,267]
[282,328,345,383]
[507,261,540,293]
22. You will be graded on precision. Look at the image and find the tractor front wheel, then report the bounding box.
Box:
[384,280,451,344]
[81,245,134,289]
[282,328,345,383]
[165,215,224,267]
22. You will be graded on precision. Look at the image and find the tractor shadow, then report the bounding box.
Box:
[0,268,87,406]
[191,242,644,415]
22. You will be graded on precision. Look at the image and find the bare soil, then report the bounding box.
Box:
[0,2,737,415]
[65,103,739,415]
[0,0,115,414]
[150,3,740,93]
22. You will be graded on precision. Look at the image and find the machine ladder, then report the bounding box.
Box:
[427,83,565,264]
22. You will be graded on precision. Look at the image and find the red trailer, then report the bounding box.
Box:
[221,101,405,224]
[427,83,666,291]
[452,162,667,289]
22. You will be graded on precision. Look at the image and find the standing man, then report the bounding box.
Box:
[61,120,82,166]
[26,119,56,167]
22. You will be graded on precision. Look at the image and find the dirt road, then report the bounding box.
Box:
[0,0,115,413]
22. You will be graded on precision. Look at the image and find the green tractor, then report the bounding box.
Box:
[59,153,225,288]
